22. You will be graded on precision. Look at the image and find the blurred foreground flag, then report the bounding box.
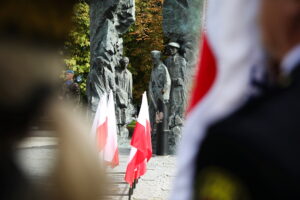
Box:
[104,91,119,167]
[91,92,119,168]
[125,92,152,186]
[91,93,108,151]
[170,0,263,199]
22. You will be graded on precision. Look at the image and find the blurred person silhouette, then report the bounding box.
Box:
[61,69,81,107]
[0,1,104,200]
[192,0,300,199]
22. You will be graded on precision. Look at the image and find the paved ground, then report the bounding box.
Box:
[130,156,176,200]
[17,136,176,200]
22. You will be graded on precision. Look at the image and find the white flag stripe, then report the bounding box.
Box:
[125,91,152,185]
[127,92,150,159]
[137,92,150,127]
[127,147,138,165]
[103,91,119,162]
[127,91,148,165]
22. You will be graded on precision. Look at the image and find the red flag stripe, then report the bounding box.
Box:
[134,160,147,180]
[130,121,151,159]
[97,118,108,151]
[187,33,217,113]
[125,150,147,186]
[125,149,138,185]
[125,92,152,185]
[145,120,152,161]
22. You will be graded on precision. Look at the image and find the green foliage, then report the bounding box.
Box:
[127,120,137,129]
[64,2,90,98]
[123,0,165,104]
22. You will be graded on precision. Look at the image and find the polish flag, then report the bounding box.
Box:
[170,0,264,199]
[125,92,152,186]
[91,93,108,151]
[103,91,119,167]
[91,92,119,167]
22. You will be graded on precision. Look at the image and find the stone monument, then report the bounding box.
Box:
[115,57,133,143]
[164,42,187,154]
[87,0,135,121]
[148,50,171,154]
[163,0,204,153]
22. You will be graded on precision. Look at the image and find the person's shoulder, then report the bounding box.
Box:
[199,77,300,172]
[159,62,168,69]
[196,98,300,199]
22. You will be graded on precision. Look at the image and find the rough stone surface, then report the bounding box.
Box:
[87,0,135,121]
[163,0,203,153]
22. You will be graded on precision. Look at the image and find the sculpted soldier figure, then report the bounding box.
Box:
[165,42,187,119]
[149,50,171,152]
[164,42,187,153]
[115,57,133,142]
[115,57,133,102]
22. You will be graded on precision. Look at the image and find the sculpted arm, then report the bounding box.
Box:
[176,57,187,86]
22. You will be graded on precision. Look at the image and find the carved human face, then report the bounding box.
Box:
[152,55,160,66]
[120,57,129,69]
[169,47,178,56]
[151,51,161,66]
[259,0,300,62]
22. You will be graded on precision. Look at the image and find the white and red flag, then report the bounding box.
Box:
[91,91,119,168]
[103,91,119,167]
[125,92,152,186]
[91,93,108,152]
[170,0,263,199]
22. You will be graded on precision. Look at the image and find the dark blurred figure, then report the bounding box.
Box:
[194,0,300,199]
[61,70,81,107]
[0,1,103,200]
